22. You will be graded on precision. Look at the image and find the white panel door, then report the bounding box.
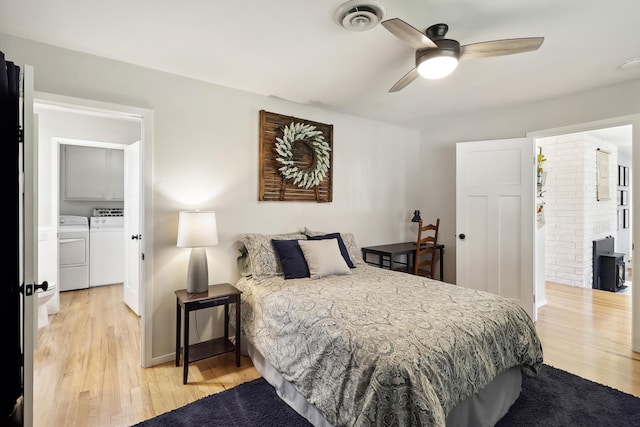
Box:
[456,138,536,320]
[124,141,141,316]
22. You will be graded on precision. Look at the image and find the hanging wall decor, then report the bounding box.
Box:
[536,147,547,198]
[596,148,610,201]
[624,166,630,186]
[259,110,333,202]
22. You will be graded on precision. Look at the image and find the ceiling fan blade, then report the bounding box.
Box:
[389,68,420,93]
[381,18,437,50]
[460,37,544,60]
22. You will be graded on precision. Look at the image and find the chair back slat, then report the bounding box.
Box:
[414,218,440,278]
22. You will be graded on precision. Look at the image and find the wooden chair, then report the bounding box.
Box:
[414,218,440,279]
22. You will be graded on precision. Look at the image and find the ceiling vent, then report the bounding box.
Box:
[334,0,386,32]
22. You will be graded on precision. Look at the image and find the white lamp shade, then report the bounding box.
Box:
[177,211,219,248]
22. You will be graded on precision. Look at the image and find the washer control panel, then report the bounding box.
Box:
[90,216,124,228]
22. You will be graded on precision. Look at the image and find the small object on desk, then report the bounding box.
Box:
[361,242,445,281]
[175,283,242,384]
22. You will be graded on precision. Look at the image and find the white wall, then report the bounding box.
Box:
[416,80,640,351]
[539,134,617,288]
[417,80,640,284]
[0,33,422,361]
[6,29,640,358]
[535,223,547,308]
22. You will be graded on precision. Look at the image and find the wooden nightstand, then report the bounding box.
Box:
[175,283,242,384]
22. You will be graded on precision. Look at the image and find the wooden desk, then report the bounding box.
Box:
[361,242,445,281]
[175,283,241,384]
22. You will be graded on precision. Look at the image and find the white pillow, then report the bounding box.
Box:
[298,238,352,279]
[304,228,365,265]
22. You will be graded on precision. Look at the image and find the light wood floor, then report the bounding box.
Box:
[535,281,640,396]
[34,282,640,427]
[33,284,260,427]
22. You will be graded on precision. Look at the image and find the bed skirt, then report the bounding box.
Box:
[246,342,522,427]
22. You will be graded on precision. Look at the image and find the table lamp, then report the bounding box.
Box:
[177,210,218,294]
[411,210,422,223]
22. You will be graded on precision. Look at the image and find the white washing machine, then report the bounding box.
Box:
[58,215,90,291]
[90,215,125,287]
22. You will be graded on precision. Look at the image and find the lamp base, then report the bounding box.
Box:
[186,247,209,294]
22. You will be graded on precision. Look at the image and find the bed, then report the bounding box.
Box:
[235,230,543,427]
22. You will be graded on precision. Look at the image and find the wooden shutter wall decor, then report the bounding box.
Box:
[259,110,333,202]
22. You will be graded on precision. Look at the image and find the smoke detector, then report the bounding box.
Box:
[334,0,387,32]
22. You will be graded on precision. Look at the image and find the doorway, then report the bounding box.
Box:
[534,125,632,293]
[33,92,154,367]
[527,114,640,352]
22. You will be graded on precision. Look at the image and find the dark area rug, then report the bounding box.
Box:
[132,376,312,427]
[496,364,640,426]
[133,364,640,426]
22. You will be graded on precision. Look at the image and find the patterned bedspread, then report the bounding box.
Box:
[235,265,543,427]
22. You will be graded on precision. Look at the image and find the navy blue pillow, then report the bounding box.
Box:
[271,239,310,279]
[306,233,355,268]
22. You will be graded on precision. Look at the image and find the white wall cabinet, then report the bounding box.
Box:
[62,145,124,200]
[109,149,125,200]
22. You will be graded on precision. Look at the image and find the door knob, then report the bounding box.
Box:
[131,234,142,240]
[459,233,466,240]
[20,281,48,296]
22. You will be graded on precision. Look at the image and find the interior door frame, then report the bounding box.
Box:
[22,64,36,427]
[527,113,640,352]
[34,92,154,367]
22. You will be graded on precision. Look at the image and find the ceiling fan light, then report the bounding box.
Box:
[417,55,459,79]
[415,40,460,80]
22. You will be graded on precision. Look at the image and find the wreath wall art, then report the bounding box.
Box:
[259,110,333,202]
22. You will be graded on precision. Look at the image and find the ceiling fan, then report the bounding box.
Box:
[381,18,544,92]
